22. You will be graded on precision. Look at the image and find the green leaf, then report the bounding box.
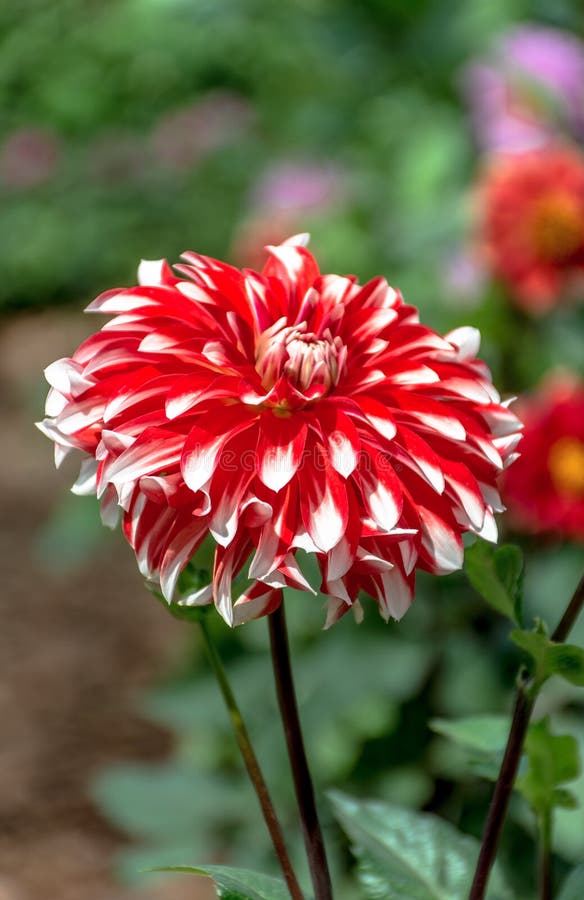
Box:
[430,716,510,755]
[546,646,584,687]
[511,630,584,687]
[558,863,584,900]
[464,541,523,624]
[429,716,511,783]
[149,865,291,900]
[330,791,512,900]
[516,718,581,816]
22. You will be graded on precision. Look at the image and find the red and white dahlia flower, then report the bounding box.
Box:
[38,236,522,626]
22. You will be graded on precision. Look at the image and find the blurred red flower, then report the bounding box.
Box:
[480,147,584,312]
[38,237,521,626]
[502,375,584,541]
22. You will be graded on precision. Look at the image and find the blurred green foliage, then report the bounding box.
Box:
[1,0,580,343]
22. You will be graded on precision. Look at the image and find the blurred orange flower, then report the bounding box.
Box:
[480,148,584,312]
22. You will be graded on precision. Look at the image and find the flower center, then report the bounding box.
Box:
[548,436,584,498]
[530,193,584,262]
[255,321,345,395]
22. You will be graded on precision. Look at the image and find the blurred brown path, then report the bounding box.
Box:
[0,311,213,900]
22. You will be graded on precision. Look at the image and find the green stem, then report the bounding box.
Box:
[538,810,552,900]
[199,616,304,900]
[469,571,584,900]
[268,603,334,900]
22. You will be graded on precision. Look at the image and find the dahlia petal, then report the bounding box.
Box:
[213,538,253,627]
[479,482,505,513]
[373,566,413,621]
[71,458,98,496]
[103,374,178,423]
[385,364,440,386]
[326,487,361,579]
[432,375,495,405]
[417,505,464,574]
[97,429,135,460]
[209,469,254,548]
[263,243,320,307]
[300,447,348,553]
[240,496,273,529]
[441,459,486,531]
[159,520,208,602]
[44,358,94,397]
[316,405,361,478]
[137,258,176,286]
[54,443,74,468]
[477,508,498,543]
[358,453,403,533]
[355,397,398,441]
[45,388,68,417]
[99,428,184,496]
[181,408,255,493]
[233,584,281,626]
[99,484,120,529]
[256,412,308,492]
[166,374,234,420]
[178,583,213,607]
[393,426,446,494]
[277,554,316,593]
[133,504,178,578]
[355,547,394,572]
[480,403,524,437]
[247,484,294,580]
[394,396,467,441]
[86,286,162,313]
[399,540,418,576]
[325,579,352,609]
[444,326,481,361]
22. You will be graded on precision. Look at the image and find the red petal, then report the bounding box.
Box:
[181,406,256,492]
[300,445,348,552]
[256,411,308,492]
[358,449,404,532]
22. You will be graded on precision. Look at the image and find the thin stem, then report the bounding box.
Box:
[538,810,552,900]
[469,674,535,900]
[268,604,334,900]
[469,571,584,900]
[551,573,584,643]
[199,617,304,900]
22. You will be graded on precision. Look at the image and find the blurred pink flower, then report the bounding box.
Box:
[0,127,60,189]
[233,161,345,267]
[462,25,584,153]
[442,248,487,308]
[252,161,344,213]
[151,91,254,171]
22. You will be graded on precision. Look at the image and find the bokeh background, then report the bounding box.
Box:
[1,1,583,898]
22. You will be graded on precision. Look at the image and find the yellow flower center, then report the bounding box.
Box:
[530,193,584,262]
[548,436,584,498]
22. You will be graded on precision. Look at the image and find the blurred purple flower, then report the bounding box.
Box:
[462,25,584,153]
[252,161,344,213]
[151,91,254,171]
[0,127,60,189]
[442,247,487,308]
